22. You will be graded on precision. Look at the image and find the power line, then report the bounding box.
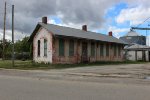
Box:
[136,17,150,27]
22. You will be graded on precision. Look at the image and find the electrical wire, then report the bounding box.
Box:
[136,17,150,27]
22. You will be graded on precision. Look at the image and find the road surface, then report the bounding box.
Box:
[0,75,150,100]
[0,63,150,100]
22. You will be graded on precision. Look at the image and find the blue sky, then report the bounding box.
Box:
[48,1,150,43]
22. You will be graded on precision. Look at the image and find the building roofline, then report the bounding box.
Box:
[28,22,127,45]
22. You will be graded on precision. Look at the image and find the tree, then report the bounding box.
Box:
[0,39,12,59]
[15,36,30,53]
[0,36,31,59]
[14,36,31,60]
[0,40,2,58]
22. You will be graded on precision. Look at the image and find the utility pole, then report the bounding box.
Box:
[12,5,14,67]
[3,1,6,60]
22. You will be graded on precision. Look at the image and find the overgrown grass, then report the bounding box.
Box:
[0,60,148,70]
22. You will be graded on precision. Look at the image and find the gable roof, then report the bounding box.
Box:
[29,22,127,44]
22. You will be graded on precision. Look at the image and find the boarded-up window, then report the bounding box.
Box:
[44,39,47,56]
[114,44,117,56]
[106,44,109,57]
[100,44,104,57]
[69,40,74,56]
[59,38,64,56]
[91,42,95,57]
[37,40,40,56]
[118,46,121,56]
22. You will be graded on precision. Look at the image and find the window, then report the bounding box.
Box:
[59,38,64,56]
[44,39,47,56]
[91,42,95,57]
[106,44,109,57]
[114,45,117,56]
[100,44,104,57]
[69,40,74,56]
[37,40,40,56]
[118,46,121,56]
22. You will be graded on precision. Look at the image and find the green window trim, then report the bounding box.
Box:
[69,40,74,56]
[59,38,65,56]
[37,40,40,57]
[118,46,121,56]
[106,44,109,57]
[100,44,104,57]
[114,45,117,56]
[91,42,95,57]
[44,39,47,57]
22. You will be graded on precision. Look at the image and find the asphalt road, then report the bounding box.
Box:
[0,75,150,100]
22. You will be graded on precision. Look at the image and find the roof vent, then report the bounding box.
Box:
[82,25,87,31]
[42,17,47,24]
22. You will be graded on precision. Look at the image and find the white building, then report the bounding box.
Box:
[124,44,150,61]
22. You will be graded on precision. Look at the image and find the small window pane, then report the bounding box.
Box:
[59,38,64,56]
[37,40,40,56]
[69,40,74,56]
[118,46,121,56]
[100,44,104,57]
[114,45,117,56]
[91,42,95,57]
[106,44,109,57]
[44,39,47,56]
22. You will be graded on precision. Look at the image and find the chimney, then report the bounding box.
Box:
[82,25,87,31]
[108,31,113,36]
[42,17,47,24]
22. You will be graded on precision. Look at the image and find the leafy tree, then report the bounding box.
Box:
[0,36,31,59]
[15,36,30,53]
[0,40,2,58]
[0,39,12,59]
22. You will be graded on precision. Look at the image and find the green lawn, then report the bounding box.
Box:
[0,60,148,70]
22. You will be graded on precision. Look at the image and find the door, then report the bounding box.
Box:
[82,42,88,62]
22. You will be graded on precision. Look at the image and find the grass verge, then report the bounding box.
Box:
[0,60,148,70]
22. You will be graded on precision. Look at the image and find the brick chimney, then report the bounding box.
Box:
[108,31,113,36]
[42,17,47,24]
[82,25,87,31]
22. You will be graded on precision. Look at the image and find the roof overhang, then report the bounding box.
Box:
[28,23,42,43]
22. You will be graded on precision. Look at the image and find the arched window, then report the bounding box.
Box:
[44,39,47,56]
[37,40,40,56]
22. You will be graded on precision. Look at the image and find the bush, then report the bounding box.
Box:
[15,52,30,60]
[5,52,12,60]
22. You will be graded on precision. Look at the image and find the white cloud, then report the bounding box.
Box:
[108,26,129,38]
[0,29,28,41]
[116,6,150,26]
[0,29,11,40]
[48,19,84,30]
[48,19,57,24]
